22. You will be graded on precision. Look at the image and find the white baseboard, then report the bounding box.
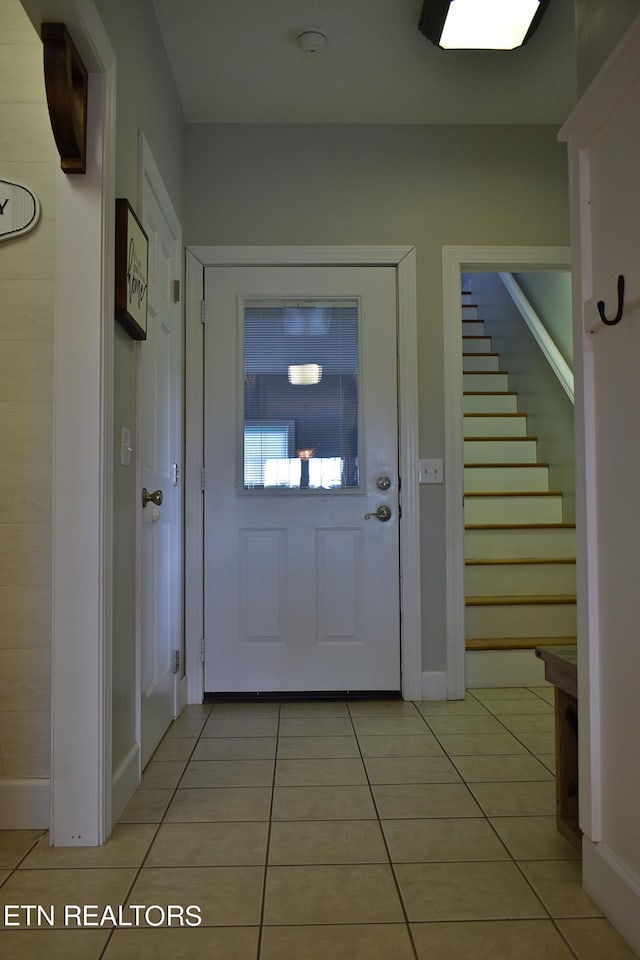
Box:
[583,837,640,956]
[465,649,548,688]
[0,778,50,829]
[111,743,140,826]
[421,671,448,700]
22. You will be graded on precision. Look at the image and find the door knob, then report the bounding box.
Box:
[142,487,163,508]
[364,505,392,522]
[376,475,392,491]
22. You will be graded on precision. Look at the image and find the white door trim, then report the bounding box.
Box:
[185,245,421,701]
[20,0,117,844]
[442,245,571,700]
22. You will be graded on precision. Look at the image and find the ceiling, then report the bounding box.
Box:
[151,0,577,125]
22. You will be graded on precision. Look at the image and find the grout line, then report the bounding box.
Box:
[256,702,281,960]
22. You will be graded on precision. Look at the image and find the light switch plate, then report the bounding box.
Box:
[419,459,443,484]
[120,427,132,467]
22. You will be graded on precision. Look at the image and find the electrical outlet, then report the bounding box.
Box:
[419,459,443,484]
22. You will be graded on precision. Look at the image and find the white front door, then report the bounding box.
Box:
[139,159,183,765]
[204,265,400,693]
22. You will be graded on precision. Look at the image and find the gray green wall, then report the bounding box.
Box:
[185,122,570,675]
[575,0,640,92]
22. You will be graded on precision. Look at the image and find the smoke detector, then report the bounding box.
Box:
[297,31,327,54]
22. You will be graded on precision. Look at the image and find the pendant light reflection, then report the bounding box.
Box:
[288,363,323,385]
[283,303,330,336]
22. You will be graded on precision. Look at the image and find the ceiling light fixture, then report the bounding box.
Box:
[419,0,551,50]
[297,31,327,54]
[288,363,323,385]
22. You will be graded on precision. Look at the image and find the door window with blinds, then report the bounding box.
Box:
[242,299,360,490]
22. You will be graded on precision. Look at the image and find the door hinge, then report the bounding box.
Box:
[172,462,180,485]
[173,649,180,674]
[200,466,205,492]
[200,637,205,663]
[200,300,206,324]
[173,279,180,303]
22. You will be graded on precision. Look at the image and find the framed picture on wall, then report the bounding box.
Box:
[115,198,149,340]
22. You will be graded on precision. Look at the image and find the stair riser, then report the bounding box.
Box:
[463,355,501,372]
[463,394,518,413]
[462,321,485,336]
[465,563,576,597]
[464,416,527,438]
[462,337,493,354]
[464,495,563,525]
[463,372,509,392]
[465,527,576,559]
[466,603,577,640]
[464,439,537,463]
[464,465,549,492]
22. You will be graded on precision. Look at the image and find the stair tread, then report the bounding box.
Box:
[466,637,576,651]
[466,557,575,566]
[466,594,576,606]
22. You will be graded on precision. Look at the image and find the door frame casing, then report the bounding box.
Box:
[442,245,571,700]
[185,245,421,701]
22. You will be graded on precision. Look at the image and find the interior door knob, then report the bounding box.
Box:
[364,505,392,522]
[142,487,163,507]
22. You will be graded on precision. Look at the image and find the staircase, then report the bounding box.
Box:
[462,293,576,662]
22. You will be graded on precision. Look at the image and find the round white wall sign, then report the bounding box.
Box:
[0,179,41,242]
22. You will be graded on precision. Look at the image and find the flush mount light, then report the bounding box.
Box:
[288,363,323,385]
[419,0,551,50]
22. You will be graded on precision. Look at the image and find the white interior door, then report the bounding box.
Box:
[204,265,400,693]
[139,161,183,766]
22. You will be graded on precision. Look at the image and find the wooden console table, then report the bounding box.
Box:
[535,645,581,850]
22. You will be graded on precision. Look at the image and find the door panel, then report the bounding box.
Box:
[204,265,400,693]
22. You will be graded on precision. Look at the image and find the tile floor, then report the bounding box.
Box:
[1,687,638,959]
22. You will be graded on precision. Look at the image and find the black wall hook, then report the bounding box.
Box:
[597,274,625,326]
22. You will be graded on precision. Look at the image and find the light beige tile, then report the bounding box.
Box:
[436,733,528,756]
[540,754,557,774]
[261,924,416,960]
[128,866,263,926]
[364,756,461,784]
[119,789,173,824]
[415,699,491,717]
[0,930,110,960]
[395,861,546,921]
[20,824,156,868]
[0,869,9,885]
[357,734,444,758]
[351,716,428,736]
[0,868,137,928]
[277,736,360,759]
[180,759,274,788]
[556,918,640,959]
[489,699,554,716]
[372,783,482,819]
[452,754,554,782]
[490,817,580,861]
[275,758,366,786]
[0,584,51,649]
[425,715,507,735]
[348,700,419,716]
[278,717,353,737]
[519,861,603,918]
[150,738,196,762]
[529,686,556,704]
[412,919,575,959]
[165,787,271,822]
[272,785,376,821]
[192,737,276,761]
[470,688,541,701]
[269,819,387,865]
[209,702,279,717]
[280,701,348,716]
[516,733,557,755]
[469,781,556,817]
[145,821,268,866]
[383,817,509,862]
[163,716,209,739]
[104,926,259,960]
[500,714,555,733]
[201,717,279,738]
[264,864,404,924]
[0,830,43,869]
[140,761,187,790]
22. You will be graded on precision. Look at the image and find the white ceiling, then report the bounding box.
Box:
[152,0,577,125]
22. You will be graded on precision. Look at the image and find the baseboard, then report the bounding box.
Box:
[111,743,140,826]
[583,837,640,956]
[0,778,50,829]
[421,671,448,700]
[465,649,547,687]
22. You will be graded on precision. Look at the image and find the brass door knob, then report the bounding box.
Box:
[142,487,163,508]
